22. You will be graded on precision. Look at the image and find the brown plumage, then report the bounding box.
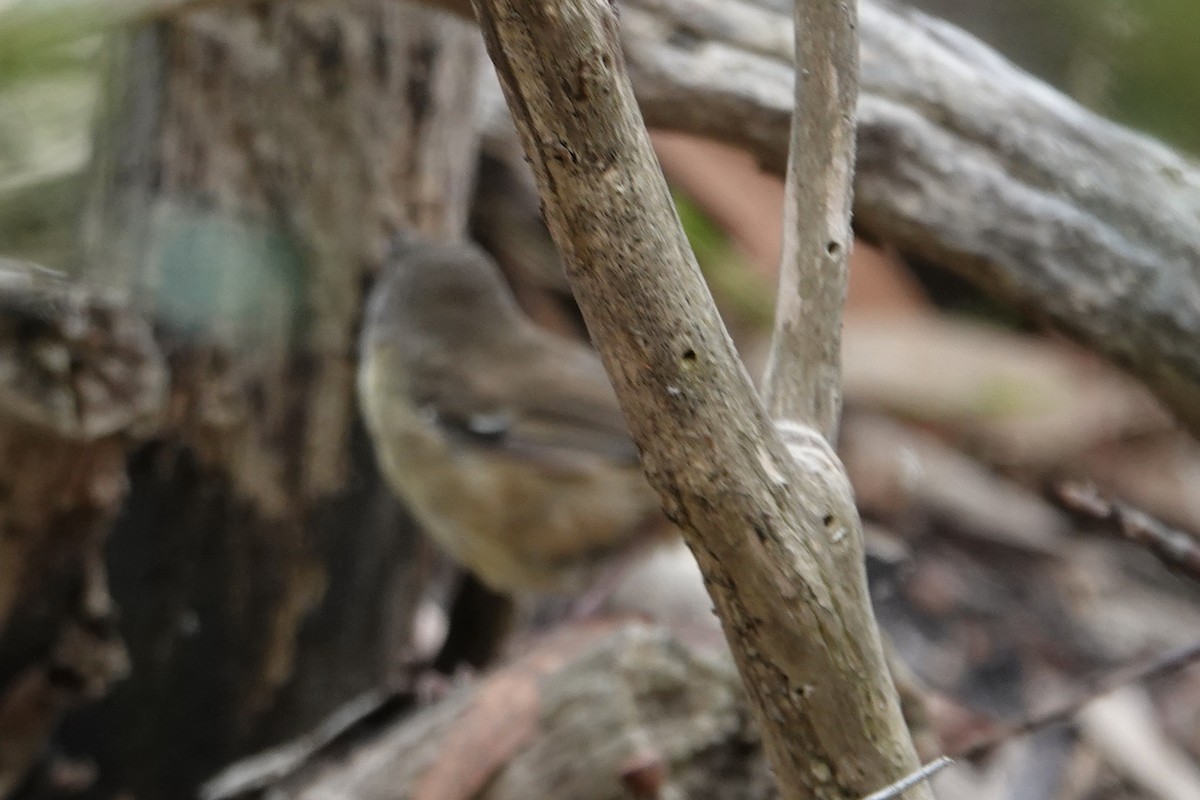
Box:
[357,239,664,592]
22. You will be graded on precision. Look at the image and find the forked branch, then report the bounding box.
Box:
[470,0,926,797]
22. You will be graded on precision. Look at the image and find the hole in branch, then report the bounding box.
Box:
[681,348,697,362]
[825,241,841,258]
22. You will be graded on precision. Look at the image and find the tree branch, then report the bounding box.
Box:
[1055,482,1200,585]
[6,0,1200,435]
[470,0,923,798]
[763,0,856,439]
[619,0,1200,437]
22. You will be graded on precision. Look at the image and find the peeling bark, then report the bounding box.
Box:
[0,264,163,798]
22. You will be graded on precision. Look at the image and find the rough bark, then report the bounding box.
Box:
[0,263,164,799]
[472,0,922,797]
[765,0,932,795]
[618,0,1200,436]
[763,0,858,439]
[3,0,1198,795]
[0,4,485,798]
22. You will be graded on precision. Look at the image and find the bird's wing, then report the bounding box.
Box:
[509,333,641,467]
[431,336,640,474]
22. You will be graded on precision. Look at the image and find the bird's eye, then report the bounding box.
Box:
[466,412,510,440]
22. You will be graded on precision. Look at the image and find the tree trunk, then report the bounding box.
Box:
[1,3,485,798]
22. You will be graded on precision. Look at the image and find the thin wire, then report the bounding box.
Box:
[861,756,954,800]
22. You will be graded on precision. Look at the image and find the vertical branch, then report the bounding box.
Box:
[471,0,927,797]
[763,0,858,440]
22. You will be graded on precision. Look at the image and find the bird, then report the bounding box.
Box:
[357,237,667,594]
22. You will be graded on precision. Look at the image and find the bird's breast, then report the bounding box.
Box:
[358,349,662,592]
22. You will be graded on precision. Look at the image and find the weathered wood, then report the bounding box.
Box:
[0,262,164,799]
[768,0,930,795]
[763,0,858,440]
[6,0,1199,433]
[620,0,1200,435]
[205,624,774,800]
[472,0,923,796]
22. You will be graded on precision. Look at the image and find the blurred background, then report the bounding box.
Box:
[1,1,1199,799]
[3,0,1199,269]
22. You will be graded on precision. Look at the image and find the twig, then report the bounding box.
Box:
[1055,482,1200,584]
[953,639,1200,760]
[761,0,858,440]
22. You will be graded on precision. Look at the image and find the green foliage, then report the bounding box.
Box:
[1102,0,1200,155]
[674,191,775,331]
[0,2,108,265]
[0,1,112,89]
